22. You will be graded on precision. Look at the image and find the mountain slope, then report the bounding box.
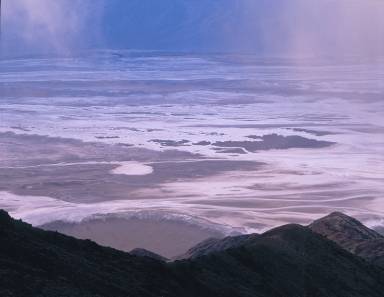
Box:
[1,210,384,297]
[130,248,169,262]
[0,210,180,297]
[309,212,384,267]
[174,234,256,260]
[172,224,384,297]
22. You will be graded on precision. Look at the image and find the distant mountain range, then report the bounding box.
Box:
[1,209,383,297]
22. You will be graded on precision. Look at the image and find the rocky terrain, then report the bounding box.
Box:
[1,209,383,297]
[310,212,384,268]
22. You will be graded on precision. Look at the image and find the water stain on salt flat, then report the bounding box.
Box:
[150,139,191,147]
[213,134,335,152]
[0,135,264,203]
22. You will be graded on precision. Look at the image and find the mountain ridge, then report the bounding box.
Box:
[309,211,384,268]
[1,209,383,297]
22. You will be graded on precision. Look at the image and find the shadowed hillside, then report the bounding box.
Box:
[1,210,384,297]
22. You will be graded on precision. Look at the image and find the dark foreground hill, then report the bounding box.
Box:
[1,210,383,297]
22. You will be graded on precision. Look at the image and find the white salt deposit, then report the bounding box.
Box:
[110,162,154,176]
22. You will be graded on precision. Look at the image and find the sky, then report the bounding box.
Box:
[1,0,383,57]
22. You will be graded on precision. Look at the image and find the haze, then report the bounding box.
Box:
[2,0,383,57]
[0,0,383,258]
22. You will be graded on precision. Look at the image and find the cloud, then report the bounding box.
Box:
[1,0,103,55]
[219,0,384,57]
[1,0,383,57]
[99,0,384,57]
[274,0,384,58]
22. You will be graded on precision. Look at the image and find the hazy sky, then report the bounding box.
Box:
[1,0,383,57]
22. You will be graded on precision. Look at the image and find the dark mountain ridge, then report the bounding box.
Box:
[1,209,383,297]
[309,211,384,267]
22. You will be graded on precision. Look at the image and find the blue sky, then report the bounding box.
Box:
[2,0,384,57]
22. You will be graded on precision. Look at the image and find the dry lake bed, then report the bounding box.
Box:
[1,52,383,257]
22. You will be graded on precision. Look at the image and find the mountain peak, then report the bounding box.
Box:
[309,212,384,267]
[328,211,354,219]
[130,248,168,262]
[326,211,366,223]
[310,212,382,242]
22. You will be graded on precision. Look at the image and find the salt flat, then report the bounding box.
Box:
[0,52,383,254]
